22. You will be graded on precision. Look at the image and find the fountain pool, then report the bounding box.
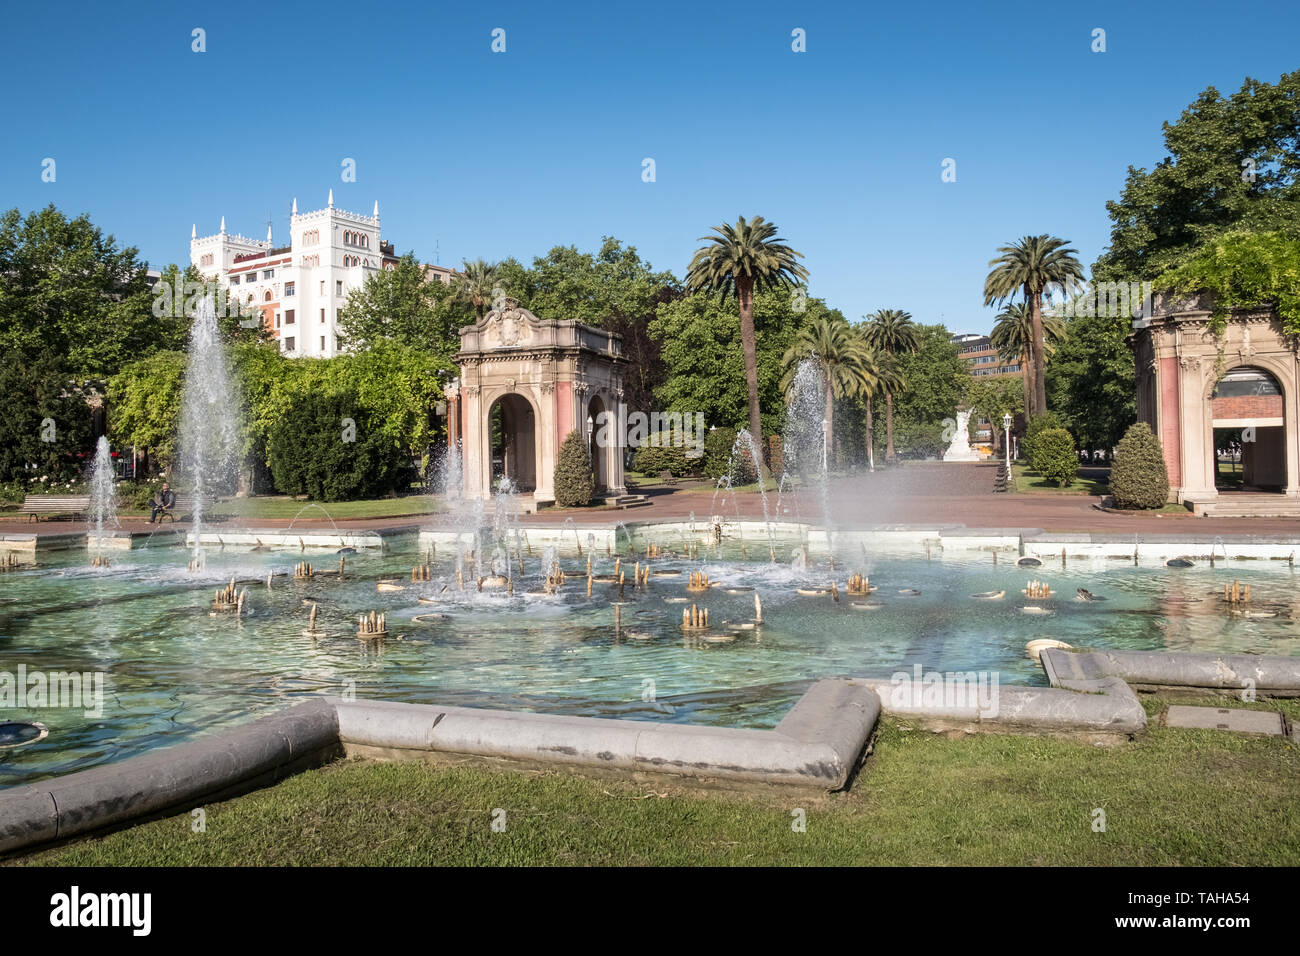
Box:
[1,539,1297,786]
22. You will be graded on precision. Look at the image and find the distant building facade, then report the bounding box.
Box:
[189,192,401,358]
[952,332,1022,448]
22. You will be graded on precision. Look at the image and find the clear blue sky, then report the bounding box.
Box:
[2,0,1296,333]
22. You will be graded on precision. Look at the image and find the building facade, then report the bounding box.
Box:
[190,192,399,358]
[1130,292,1299,512]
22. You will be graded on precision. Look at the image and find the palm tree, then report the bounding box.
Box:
[852,340,900,472]
[686,216,808,471]
[990,303,1064,422]
[983,236,1083,419]
[780,314,878,468]
[861,309,918,462]
[457,259,501,320]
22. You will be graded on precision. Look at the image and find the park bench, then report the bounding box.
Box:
[153,494,214,523]
[658,470,677,486]
[19,495,92,521]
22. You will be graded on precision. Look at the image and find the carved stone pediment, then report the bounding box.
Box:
[482,298,539,349]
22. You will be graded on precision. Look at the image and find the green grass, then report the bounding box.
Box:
[16,699,1299,866]
[120,495,443,521]
[1012,463,1109,495]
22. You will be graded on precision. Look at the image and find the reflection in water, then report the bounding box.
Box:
[0,545,1295,787]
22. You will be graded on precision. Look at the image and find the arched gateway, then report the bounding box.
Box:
[443,300,627,508]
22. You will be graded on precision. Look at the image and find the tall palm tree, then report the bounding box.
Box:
[457,259,501,320]
[983,236,1083,419]
[861,309,918,462]
[990,303,1064,422]
[686,216,808,471]
[780,314,878,467]
[852,339,900,472]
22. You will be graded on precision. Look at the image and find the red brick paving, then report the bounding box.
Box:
[6,462,1300,539]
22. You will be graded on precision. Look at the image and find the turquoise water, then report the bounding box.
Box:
[1,540,1297,786]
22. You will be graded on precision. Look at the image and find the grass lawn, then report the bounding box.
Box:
[120,495,443,521]
[16,697,1299,866]
[1013,463,1109,496]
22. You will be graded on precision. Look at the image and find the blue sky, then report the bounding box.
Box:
[1,0,1296,333]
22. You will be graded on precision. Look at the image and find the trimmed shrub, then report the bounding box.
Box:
[1034,428,1078,487]
[1110,422,1170,509]
[1023,411,1065,471]
[702,428,758,485]
[553,429,595,507]
[267,390,412,501]
[631,431,694,477]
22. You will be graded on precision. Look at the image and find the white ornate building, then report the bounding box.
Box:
[189,191,397,358]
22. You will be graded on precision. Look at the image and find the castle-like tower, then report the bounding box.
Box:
[189,192,392,358]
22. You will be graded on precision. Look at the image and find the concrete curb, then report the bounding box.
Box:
[1041,648,1300,697]
[850,676,1146,738]
[0,699,340,856]
[331,677,880,790]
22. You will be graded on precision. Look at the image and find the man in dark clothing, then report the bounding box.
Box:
[149,482,175,523]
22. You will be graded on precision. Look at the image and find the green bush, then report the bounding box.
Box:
[631,432,694,477]
[1034,428,1078,487]
[267,391,412,501]
[553,429,595,507]
[702,428,757,484]
[892,420,947,459]
[1110,422,1170,509]
[1023,412,1065,471]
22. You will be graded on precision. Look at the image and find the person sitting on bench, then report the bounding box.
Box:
[149,482,175,523]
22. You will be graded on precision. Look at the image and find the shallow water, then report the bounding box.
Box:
[1,541,1297,786]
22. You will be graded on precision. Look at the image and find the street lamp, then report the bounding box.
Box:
[1002,413,1013,473]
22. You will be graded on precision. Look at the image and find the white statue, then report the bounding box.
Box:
[943,409,980,461]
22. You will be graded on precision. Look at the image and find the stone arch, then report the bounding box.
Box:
[486,391,538,492]
[586,392,609,492]
[1209,363,1289,492]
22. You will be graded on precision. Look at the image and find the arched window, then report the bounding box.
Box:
[264,290,273,302]
[1213,367,1282,398]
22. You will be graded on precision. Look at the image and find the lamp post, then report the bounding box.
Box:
[1002,413,1012,474]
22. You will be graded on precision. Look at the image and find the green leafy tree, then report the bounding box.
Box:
[1095,70,1300,282]
[650,289,814,436]
[983,236,1084,418]
[0,205,170,376]
[266,390,411,501]
[685,216,809,468]
[888,324,970,457]
[553,429,595,507]
[1044,309,1136,457]
[107,351,187,475]
[1110,422,1170,509]
[1155,231,1300,335]
[1034,427,1078,487]
[1023,411,1065,471]
[338,252,469,361]
[0,351,95,483]
[966,376,1023,457]
[861,309,919,462]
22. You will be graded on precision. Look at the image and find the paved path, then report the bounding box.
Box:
[6,463,1300,539]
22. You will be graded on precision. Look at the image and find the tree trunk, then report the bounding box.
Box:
[885,390,896,462]
[865,394,875,471]
[736,277,767,472]
[1020,349,1033,424]
[1029,285,1047,417]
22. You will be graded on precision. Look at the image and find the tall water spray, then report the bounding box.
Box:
[179,296,241,564]
[88,436,118,556]
[783,358,833,556]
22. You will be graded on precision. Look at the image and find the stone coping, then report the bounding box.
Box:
[4,648,1299,856]
[1041,647,1300,696]
[0,699,340,856]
